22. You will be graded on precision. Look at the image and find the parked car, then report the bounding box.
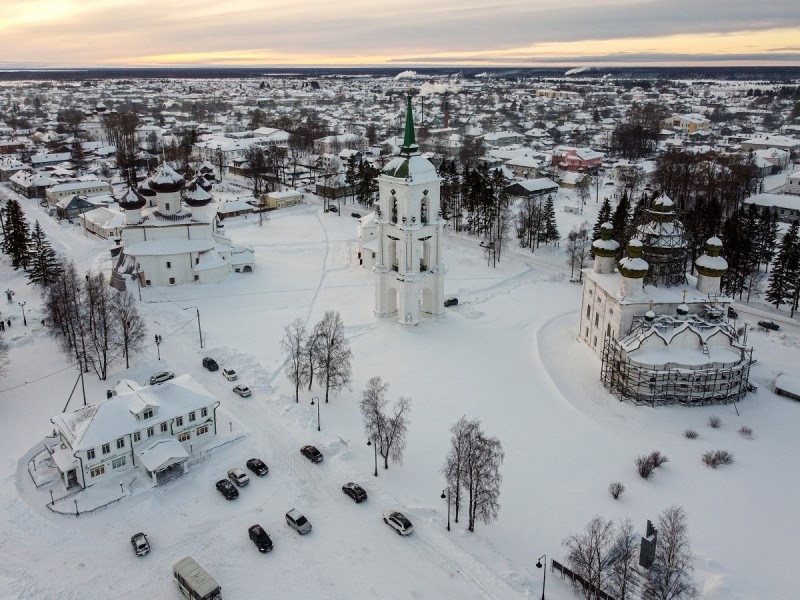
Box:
[248,524,273,552]
[228,467,250,487]
[246,458,269,476]
[444,297,459,307]
[300,445,323,463]
[286,508,312,534]
[232,384,251,397]
[351,212,361,218]
[149,371,174,385]
[383,511,413,536]
[327,204,338,213]
[222,368,238,381]
[202,357,219,371]
[758,320,780,331]
[342,482,367,503]
[130,532,150,556]
[727,307,738,319]
[216,479,239,500]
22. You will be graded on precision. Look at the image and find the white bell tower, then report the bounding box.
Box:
[373,96,445,326]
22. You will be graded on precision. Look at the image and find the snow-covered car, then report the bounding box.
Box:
[227,467,250,487]
[232,384,251,397]
[300,445,323,463]
[246,458,269,476]
[248,524,273,553]
[130,532,150,556]
[222,368,238,381]
[383,511,413,535]
[342,482,367,503]
[149,371,174,385]
[215,479,239,500]
[286,508,312,534]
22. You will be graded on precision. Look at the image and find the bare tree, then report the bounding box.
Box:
[644,506,698,600]
[103,112,139,182]
[280,317,308,403]
[0,333,8,377]
[84,272,118,380]
[359,376,411,470]
[111,289,146,369]
[303,324,321,391]
[442,416,479,524]
[464,422,504,532]
[563,516,616,599]
[311,310,352,403]
[609,518,638,600]
[565,222,591,280]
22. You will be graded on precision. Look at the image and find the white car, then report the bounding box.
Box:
[228,467,250,487]
[383,511,413,536]
[233,384,251,397]
[222,368,238,381]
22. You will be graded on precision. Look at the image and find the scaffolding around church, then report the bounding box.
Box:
[633,194,689,288]
[600,334,754,407]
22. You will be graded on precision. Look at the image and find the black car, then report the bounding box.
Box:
[444,297,459,307]
[727,307,738,319]
[246,458,269,476]
[130,532,150,556]
[758,320,780,331]
[351,212,361,218]
[327,205,338,212]
[248,524,273,552]
[202,357,219,371]
[342,482,367,503]
[216,478,239,500]
[300,445,323,463]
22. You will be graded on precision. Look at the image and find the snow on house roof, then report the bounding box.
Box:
[776,374,800,398]
[51,374,218,452]
[136,438,189,472]
[508,178,558,193]
[80,207,126,229]
[743,193,800,210]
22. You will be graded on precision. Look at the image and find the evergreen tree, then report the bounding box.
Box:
[766,221,799,309]
[611,191,631,252]
[758,206,778,271]
[26,221,63,287]
[2,198,31,270]
[592,196,613,242]
[543,195,560,245]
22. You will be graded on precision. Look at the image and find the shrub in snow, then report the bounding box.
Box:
[609,481,625,499]
[708,415,722,429]
[702,450,734,468]
[635,455,656,479]
[738,426,754,439]
[648,450,668,468]
[683,429,698,439]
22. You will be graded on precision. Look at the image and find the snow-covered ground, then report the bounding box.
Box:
[1,187,799,599]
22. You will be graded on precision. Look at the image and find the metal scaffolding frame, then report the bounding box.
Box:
[632,197,689,288]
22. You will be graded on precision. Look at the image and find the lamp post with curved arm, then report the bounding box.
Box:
[311,397,320,431]
[536,554,547,600]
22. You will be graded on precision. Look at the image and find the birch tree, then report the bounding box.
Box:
[280,317,308,402]
[563,516,616,599]
[311,310,352,403]
[359,376,411,470]
[112,290,146,369]
[644,506,698,600]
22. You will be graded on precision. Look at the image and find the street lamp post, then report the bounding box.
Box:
[440,488,451,531]
[183,307,204,349]
[74,499,79,516]
[311,397,320,431]
[367,437,378,477]
[49,489,54,505]
[536,554,547,600]
[18,301,26,326]
[154,334,162,360]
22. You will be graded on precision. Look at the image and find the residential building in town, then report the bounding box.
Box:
[659,113,711,134]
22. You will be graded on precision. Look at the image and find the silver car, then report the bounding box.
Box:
[286,509,312,535]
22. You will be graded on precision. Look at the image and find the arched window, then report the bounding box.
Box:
[392,198,398,224]
[421,197,428,224]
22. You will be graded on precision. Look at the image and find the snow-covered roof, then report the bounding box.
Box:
[776,374,800,397]
[381,155,439,184]
[125,239,215,257]
[136,438,189,472]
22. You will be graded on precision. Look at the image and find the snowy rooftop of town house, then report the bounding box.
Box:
[51,375,218,452]
[743,193,800,210]
[136,438,189,472]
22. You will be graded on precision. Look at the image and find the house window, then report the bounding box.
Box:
[133,432,141,443]
[178,432,191,442]
[145,280,151,286]
[195,257,199,265]
[609,309,613,315]
[147,427,154,437]
[593,336,598,347]
[585,327,589,339]
[87,449,95,460]
[102,443,110,455]
[189,411,196,422]
[586,304,591,317]
[194,275,199,281]
[594,313,599,326]
[90,465,105,478]
[196,425,209,436]
[112,457,126,469]
[165,203,170,211]
[166,261,171,269]
[169,277,176,285]
[143,409,153,419]
[201,407,208,417]
[176,416,183,427]
[161,422,168,433]
[116,438,125,449]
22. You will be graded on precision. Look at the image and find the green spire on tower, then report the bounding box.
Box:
[401,95,418,154]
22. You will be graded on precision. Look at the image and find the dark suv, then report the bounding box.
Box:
[342,482,367,503]
[248,524,273,552]
[202,357,219,371]
[300,445,323,463]
[216,479,239,500]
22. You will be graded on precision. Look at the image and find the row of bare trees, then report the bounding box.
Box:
[280,311,353,404]
[43,262,147,379]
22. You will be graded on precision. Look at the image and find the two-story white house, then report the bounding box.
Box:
[49,374,220,489]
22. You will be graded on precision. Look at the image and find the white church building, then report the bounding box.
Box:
[359,96,445,326]
[111,164,254,290]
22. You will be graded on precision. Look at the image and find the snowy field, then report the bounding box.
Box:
[1,188,799,599]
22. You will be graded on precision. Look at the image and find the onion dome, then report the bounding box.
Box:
[382,95,438,183]
[118,185,146,210]
[695,236,728,277]
[618,239,649,278]
[650,192,675,223]
[645,310,656,322]
[137,178,157,200]
[592,222,619,256]
[677,303,689,316]
[95,101,107,113]
[149,163,185,193]
[194,175,212,192]
[183,177,212,207]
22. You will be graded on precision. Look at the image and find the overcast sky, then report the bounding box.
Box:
[2,0,799,68]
